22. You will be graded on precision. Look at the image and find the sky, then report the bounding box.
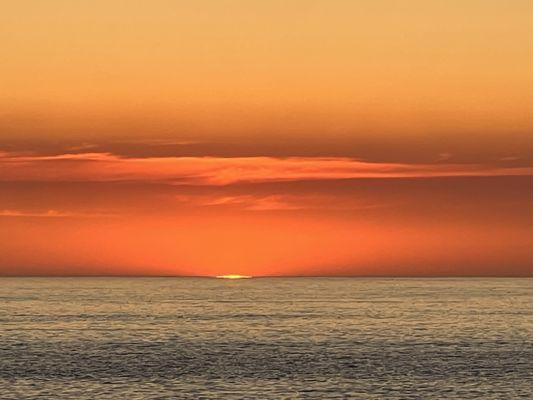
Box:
[1,0,532,276]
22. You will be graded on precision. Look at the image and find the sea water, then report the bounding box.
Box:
[0,278,531,399]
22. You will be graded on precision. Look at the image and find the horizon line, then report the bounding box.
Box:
[1,274,531,279]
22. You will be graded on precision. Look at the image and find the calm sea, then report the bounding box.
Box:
[0,278,531,399]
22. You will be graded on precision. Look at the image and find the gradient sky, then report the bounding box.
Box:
[1,0,532,276]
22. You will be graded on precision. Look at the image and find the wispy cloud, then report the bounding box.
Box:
[195,195,304,211]
[1,152,533,185]
[175,193,391,212]
[66,143,99,152]
[112,138,204,146]
[0,209,114,218]
[499,156,521,162]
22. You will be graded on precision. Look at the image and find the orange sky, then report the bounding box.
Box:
[1,1,532,276]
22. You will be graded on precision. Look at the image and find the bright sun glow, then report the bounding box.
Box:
[215,275,252,280]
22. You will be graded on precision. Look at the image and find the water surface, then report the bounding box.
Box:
[0,278,532,399]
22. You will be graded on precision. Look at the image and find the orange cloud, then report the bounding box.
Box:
[174,193,385,212]
[0,209,114,218]
[1,152,533,185]
[188,195,303,211]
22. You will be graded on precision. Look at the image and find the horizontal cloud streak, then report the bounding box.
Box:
[173,193,387,212]
[0,209,114,218]
[1,152,533,185]
[178,194,308,211]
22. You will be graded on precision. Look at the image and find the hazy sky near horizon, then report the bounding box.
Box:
[1,1,532,276]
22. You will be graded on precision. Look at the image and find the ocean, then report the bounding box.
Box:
[0,277,531,399]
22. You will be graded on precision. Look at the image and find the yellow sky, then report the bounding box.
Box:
[2,0,533,136]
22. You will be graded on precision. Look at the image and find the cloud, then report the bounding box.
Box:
[112,139,204,146]
[196,195,304,211]
[0,209,114,218]
[66,143,99,151]
[176,193,388,211]
[499,156,521,162]
[1,152,533,185]
[437,152,453,161]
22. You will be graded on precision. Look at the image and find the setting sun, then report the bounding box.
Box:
[215,275,253,280]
